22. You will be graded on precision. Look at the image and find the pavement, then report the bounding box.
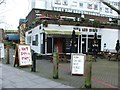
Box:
[1,49,120,89]
[0,61,76,89]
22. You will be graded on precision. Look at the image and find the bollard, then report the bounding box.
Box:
[31,50,37,72]
[84,55,93,89]
[6,46,10,64]
[53,47,59,79]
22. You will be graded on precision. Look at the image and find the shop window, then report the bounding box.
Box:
[89,29,98,32]
[27,36,31,44]
[82,35,86,37]
[32,35,38,46]
[88,35,94,38]
[82,28,88,32]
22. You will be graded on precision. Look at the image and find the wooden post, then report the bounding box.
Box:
[53,46,59,79]
[0,49,1,62]
[84,55,92,89]
[6,46,10,64]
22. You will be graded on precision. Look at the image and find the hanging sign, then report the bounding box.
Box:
[71,53,86,75]
[0,43,4,58]
[14,44,32,67]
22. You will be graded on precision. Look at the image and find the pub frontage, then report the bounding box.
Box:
[25,24,102,55]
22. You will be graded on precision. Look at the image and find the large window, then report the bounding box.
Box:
[32,35,38,46]
[55,0,61,5]
[71,1,77,7]
[79,3,83,7]
[87,4,92,9]
[62,0,68,5]
[110,9,112,13]
[105,7,109,13]
[94,4,98,10]
[27,36,31,44]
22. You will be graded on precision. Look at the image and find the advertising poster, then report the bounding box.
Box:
[71,53,86,75]
[18,44,32,66]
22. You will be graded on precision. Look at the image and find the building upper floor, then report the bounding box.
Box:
[28,0,119,18]
[25,9,120,31]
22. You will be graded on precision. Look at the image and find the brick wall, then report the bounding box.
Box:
[85,14,109,23]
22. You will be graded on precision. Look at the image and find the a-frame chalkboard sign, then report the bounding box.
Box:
[14,44,32,67]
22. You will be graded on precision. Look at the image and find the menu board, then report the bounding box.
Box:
[71,53,86,75]
[0,43,4,58]
[18,44,32,66]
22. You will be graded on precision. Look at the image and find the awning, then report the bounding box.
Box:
[45,30,80,35]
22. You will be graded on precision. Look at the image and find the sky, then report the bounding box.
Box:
[0,0,119,30]
[0,0,29,30]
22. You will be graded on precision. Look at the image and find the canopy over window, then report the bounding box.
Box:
[45,29,80,35]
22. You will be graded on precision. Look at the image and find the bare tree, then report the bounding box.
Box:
[102,1,120,15]
[0,0,5,5]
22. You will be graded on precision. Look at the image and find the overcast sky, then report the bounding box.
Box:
[0,0,29,30]
[0,0,119,30]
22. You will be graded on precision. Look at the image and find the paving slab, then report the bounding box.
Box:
[1,62,75,89]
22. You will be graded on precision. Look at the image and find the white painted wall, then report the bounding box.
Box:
[101,28,118,51]
[25,25,44,54]
[118,30,120,41]
[29,0,119,18]
[35,0,46,9]
[51,0,119,18]
[26,24,119,54]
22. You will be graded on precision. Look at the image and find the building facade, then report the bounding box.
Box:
[25,24,119,55]
[28,0,119,18]
[23,1,120,55]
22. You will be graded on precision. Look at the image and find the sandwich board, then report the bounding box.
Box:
[14,44,32,67]
[71,53,86,75]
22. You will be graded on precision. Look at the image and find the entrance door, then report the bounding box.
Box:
[54,38,63,53]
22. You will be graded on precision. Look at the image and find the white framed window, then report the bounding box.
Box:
[87,4,92,9]
[100,7,102,11]
[79,3,83,7]
[62,0,68,5]
[55,0,61,5]
[105,7,109,13]
[94,4,98,10]
[71,1,77,7]
[110,9,112,13]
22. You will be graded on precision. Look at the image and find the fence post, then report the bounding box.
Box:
[53,46,59,79]
[6,46,10,64]
[31,50,37,72]
[84,55,93,88]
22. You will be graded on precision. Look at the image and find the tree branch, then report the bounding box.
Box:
[101,0,120,15]
[0,0,5,5]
